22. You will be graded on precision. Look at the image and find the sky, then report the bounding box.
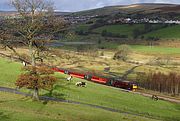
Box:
[0,0,180,12]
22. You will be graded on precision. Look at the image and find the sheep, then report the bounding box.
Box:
[152,95,159,101]
[22,61,27,66]
[67,76,73,81]
[75,82,87,87]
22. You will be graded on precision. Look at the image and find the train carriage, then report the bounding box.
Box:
[53,67,138,91]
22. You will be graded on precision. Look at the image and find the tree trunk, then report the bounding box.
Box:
[175,84,179,96]
[33,88,39,101]
[29,41,36,66]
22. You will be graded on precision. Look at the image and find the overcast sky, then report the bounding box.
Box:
[0,0,180,12]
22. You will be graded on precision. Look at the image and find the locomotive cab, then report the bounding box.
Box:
[132,83,138,91]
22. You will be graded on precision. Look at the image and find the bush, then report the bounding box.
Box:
[100,51,104,56]
[113,45,132,61]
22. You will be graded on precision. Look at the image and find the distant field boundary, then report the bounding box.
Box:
[0,86,161,120]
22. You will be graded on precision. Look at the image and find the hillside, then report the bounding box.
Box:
[74,23,180,40]
[72,3,180,18]
[143,25,180,39]
[69,3,180,41]
[0,57,180,121]
[92,24,180,39]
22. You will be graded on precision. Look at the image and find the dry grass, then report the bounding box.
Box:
[0,46,180,80]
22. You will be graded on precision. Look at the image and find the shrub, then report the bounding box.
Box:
[113,44,132,61]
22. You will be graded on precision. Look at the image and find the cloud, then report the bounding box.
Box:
[0,0,179,11]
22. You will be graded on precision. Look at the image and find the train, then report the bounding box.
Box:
[52,67,138,91]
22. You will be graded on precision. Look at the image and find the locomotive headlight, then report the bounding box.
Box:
[133,84,138,89]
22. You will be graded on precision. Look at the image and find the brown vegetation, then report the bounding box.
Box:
[16,66,57,100]
[137,72,180,96]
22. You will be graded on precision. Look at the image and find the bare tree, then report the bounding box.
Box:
[2,0,66,66]
[0,0,67,100]
[137,72,180,96]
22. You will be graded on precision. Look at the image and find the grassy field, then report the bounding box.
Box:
[98,42,180,54]
[93,24,144,38]
[1,92,159,121]
[53,73,180,121]
[130,45,180,54]
[75,24,91,32]
[144,25,180,39]
[0,57,180,121]
[76,23,180,39]
[0,58,22,87]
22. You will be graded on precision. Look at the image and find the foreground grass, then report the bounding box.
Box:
[0,58,21,87]
[51,73,180,121]
[0,57,180,121]
[1,92,158,121]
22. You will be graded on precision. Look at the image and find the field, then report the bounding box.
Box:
[143,25,180,39]
[75,24,91,32]
[97,42,180,54]
[74,23,180,39]
[93,24,144,38]
[130,45,180,54]
[1,92,159,121]
[0,58,22,87]
[0,57,180,121]
[1,44,180,79]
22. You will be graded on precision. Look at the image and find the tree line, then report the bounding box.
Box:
[137,72,180,96]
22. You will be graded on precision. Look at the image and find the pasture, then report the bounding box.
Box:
[144,25,180,39]
[130,45,180,55]
[99,43,180,55]
[1,92,158,121]
[93,24,144,38]
[75,23,180,39]
[0,57,180,121]
[0,58,21,87]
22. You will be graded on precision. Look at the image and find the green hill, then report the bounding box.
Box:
[93,24,144,38]
[75,23,180,39]
[143,25,180,39]
[69,4,180,41]
[73,4,180,16]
